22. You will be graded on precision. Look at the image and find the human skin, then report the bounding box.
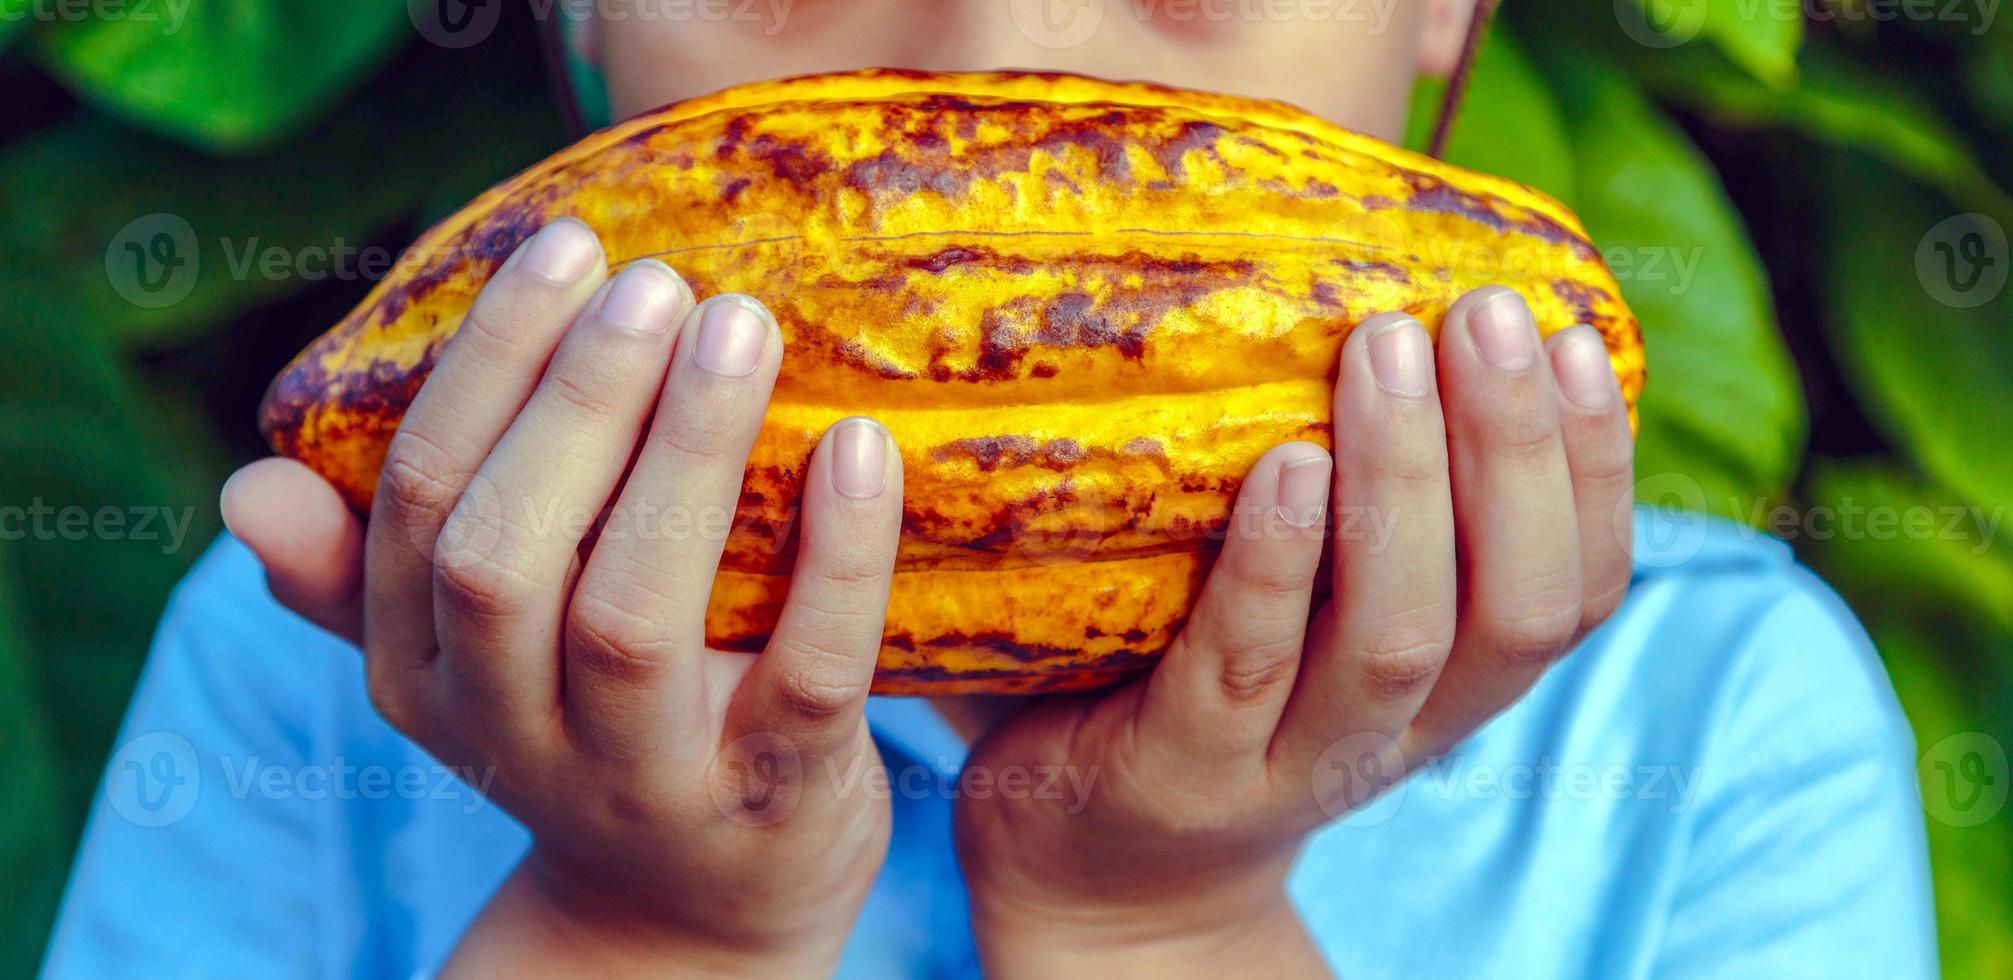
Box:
[219,1,1635,976]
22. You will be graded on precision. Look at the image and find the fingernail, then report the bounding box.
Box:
[1549,325,1618,410]
[520,219,600,284]
[1466,289,1537,371]
[1276,455,1331,528]
[1367,317,1431,398]
[693,298,768,377]
[598,261,685,333]
[831,419,888,500]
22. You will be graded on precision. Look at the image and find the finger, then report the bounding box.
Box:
[727,418,903,760]
[1136,441,1329,767]
[1269,313,1455,809]
[1546,325,1635,635]
[364,219,607,721]
[1404,287,1582,760]
[434,260,693,727]
[565,295,783,758]
[221,458,365,643]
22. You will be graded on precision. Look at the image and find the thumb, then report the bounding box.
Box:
[220,457,364,644]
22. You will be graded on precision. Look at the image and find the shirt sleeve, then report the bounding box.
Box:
[1649,564,1938,980]
[42,539,350,977]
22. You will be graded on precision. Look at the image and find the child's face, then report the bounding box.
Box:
[589,0,1477,141]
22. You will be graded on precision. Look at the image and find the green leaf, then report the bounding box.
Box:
[0,48,566,352]
[1804,460,2013,634]
[0,302,211,977]
[1822,154,2013,513]
[0,548,68,974]
[1870,619,2013,980]
[1804,461,2013,980]
[1405,26,1576,203]
[1543,56,1805,518]
[0,24,565,969]
[33,0,413,151]
[1962,36,2013,133]
[1623,0,1802,88]
[1632,45,2013,225]
[0,1,31,53]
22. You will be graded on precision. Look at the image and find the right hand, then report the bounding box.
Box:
[222,219,907,976]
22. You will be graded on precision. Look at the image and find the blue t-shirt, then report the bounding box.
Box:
[44,508,1937,978]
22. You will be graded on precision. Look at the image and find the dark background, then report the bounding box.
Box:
[2,1,2009,974]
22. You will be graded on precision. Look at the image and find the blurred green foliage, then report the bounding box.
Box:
[1,1,2010,975]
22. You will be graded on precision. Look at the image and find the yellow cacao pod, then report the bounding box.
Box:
[261,69,1644,695]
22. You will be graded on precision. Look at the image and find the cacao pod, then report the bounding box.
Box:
[261,69,1644,696]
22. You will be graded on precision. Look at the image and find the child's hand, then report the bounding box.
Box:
[952,287,1635,978]
[222,220,906,976]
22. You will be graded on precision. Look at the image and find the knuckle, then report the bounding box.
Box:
[1215,643,1300,704]
[1481,401,1565,465]
[1224,547,1315,602]
[568,632,669,687]
[454,308,522,354]
[649,408,740,465]
[1353,612,1455,702]
[1572,433,1636,488]
[378,432,464,525]
[567,592,683,684]
[545,368,622,418]
[768,639,870,721]
[434,554,534,622]
[802,549,894,595]
[570,587,673,652]
[1487,586,1585,667]
[1373,438,1450,488]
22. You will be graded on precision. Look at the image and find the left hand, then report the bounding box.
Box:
[952,286,1636,977]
